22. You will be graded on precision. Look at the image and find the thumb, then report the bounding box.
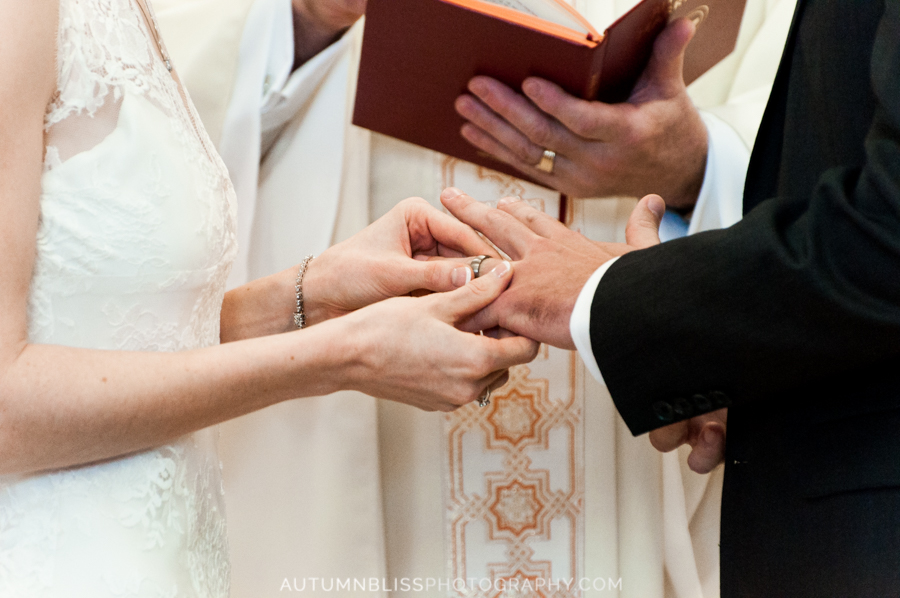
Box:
[639,18,696,98]
[625,194,664,249]
[430,260,512,323]
[686,422,726,474]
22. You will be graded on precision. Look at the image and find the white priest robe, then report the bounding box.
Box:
[154,1,796,596]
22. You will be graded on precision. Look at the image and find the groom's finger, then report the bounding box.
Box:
[649,421,689,453]
[440,188,536,260]
[430,260,512,322]
[497,196,571,240]
[428,262,538,372]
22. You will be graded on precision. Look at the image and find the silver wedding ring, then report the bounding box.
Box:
[477,387,491,408]
[470,255,490,279]
[535,149,556,174]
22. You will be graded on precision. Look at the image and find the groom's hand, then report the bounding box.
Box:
[442,188,665,349]
[649,409,728,474]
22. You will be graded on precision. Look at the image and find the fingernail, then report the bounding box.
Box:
[686,18,698,37]
[497,196,521,207]
[700,427,718,446]
[451,266,472,287]
[647,195,666,220]
[442,187,464,200]
[492,260,511,278]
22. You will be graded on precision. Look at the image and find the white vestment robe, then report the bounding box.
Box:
[154,1,796,596]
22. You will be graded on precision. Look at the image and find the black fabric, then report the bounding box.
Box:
[589,0,900,594]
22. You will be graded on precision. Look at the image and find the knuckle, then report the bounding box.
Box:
[530,236,553,253]
[570,119,592,137]
[469,350,492,375]
[526,117,553,147]
[465,282,492,305]
[513,137,537,162]
[572,112,602,137]
[423,261,444,289]
[522,209,544,227]
[399,196,426,208]
[484,208,509,229]
[621,112,648,144]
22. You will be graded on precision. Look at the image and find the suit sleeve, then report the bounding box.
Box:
[592,2,900,436]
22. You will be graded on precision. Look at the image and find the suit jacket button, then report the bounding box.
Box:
[653,401,674,423]
[709,391,732,409]
[692,394,712,412]
[673,397,694,418]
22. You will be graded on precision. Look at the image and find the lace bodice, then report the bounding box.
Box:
[0,0,237,595]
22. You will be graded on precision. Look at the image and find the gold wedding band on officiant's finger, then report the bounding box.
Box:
[470,255,490,278]
[477,387,491,407]
[535,149,556,174]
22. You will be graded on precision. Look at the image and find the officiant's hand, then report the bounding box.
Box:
[302,197,500,326]
[442,188,664,349]
[454,18,707,211]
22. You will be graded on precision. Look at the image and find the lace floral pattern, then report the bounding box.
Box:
[0,0,237,595]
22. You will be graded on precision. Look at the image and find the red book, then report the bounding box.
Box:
[352,0,746,184]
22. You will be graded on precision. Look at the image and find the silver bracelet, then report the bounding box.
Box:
[293,255,314,329]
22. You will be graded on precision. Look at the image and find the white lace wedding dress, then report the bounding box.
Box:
[0,0,238,595]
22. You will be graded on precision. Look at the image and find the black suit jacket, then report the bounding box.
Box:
[591,0,900,595]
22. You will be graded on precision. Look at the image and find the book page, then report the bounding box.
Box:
[476,0,591,34]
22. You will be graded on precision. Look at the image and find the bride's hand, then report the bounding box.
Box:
[302,197,499,324]
[331,259,539,410]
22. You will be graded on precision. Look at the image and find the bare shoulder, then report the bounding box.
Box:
[0,0,58,110]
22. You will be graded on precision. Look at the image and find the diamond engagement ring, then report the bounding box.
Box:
[477,387,491,408]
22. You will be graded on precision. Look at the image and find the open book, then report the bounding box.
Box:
[352,0,746,184]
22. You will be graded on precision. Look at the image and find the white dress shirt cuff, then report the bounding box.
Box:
[689,111,750,234]
[569,257,620,386]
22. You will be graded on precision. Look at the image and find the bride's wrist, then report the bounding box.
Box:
[319,308,376,394]
[292,255,336,329]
